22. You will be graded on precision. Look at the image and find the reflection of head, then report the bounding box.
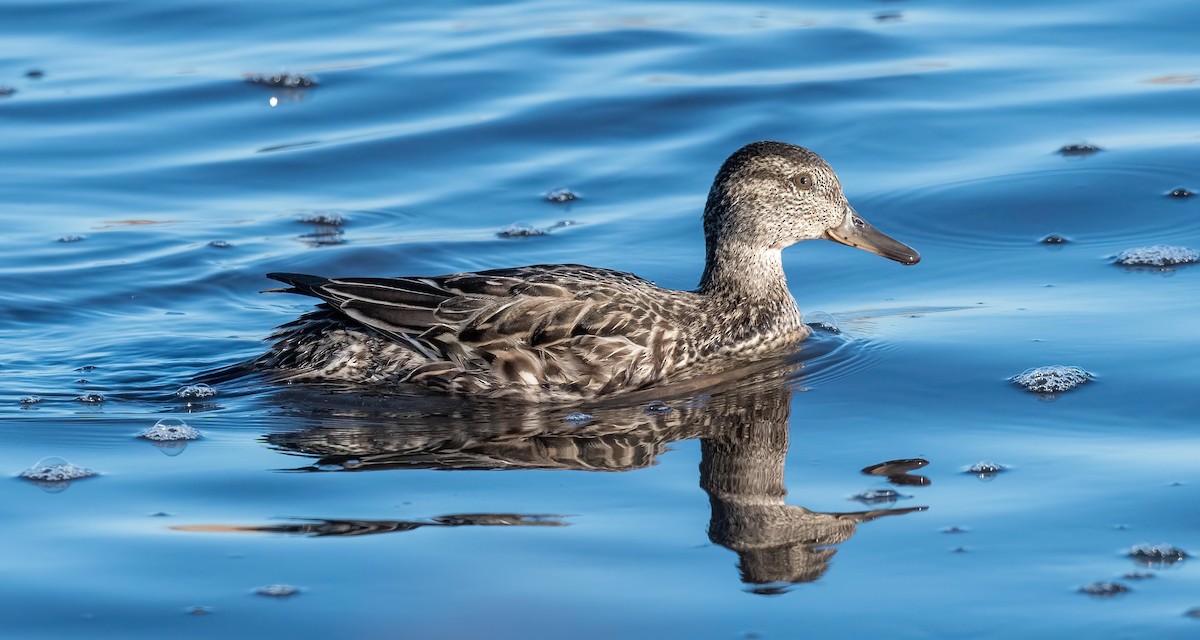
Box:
[700,384,924,589]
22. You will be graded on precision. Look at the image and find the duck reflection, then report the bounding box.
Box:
[188,368,924,592]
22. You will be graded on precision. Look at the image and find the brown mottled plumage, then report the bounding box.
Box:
[253,141,919,400]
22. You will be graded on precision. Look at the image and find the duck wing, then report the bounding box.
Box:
[266,266,691,395]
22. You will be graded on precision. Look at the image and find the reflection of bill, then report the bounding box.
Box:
[179,367,925,593]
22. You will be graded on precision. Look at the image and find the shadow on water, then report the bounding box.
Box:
[179,352,926,594]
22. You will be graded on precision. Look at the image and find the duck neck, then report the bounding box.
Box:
[697,243,795,307]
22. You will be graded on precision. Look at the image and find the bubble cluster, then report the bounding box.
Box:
[245,73,317,89]
[74,393,106,403]
[255,584,301,598]
[176,383,217,399]
[18,395,41,404]
[138,418,201,442]
[1057,143,1101,156]
[299,212,344,226]
[966,461,1007,478]
[545,189,579,203]
[1011,366,1093,393]
[1114,245,1199,267]
[57,234,84,243]
[804,311,840,333]
[1127,543,1189,567]
[20,457,97,482]
[497,224,547,238]
[1080,581,1129,596]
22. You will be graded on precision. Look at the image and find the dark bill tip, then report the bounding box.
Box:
[826,209,920,265]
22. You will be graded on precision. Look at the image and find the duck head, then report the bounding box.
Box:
[702,141,920,265]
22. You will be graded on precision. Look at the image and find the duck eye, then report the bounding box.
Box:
[792,173,813,191]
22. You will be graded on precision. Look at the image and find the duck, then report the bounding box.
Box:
[254,141,919,401]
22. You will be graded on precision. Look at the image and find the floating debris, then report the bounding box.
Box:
[18,395,41,405]
[57,234,84,243]
[1041,234,1068,245]
[564,411,594,424]
[255,584,301,598]
[545,189,579,203]
[208,240,233,248]
[176,383,217,399]
[966,461,1007,479]
[1058,143,1102,157]
[1011,365,1093,393]
[941,526,969,534]
[25,69,44,79]
[74,379,90,385]
[851,489,909,505]
[245,73,317,89]
[0,86,15,98]
[874,10,903,22]
[1114,245,1199,267]
[1127,543,1189,567]
[1166,187,1193,199]
[75,365,96,372]
[139,418,201,442]
[299,212,345,226]
[20,456,97,484]
[187,606,213,616]
[1186,607,1200,619]
[497,224,547,238]
[644,400,673,414]
[1081,581,1130,597]
[74,393,105,404]
[1123,571,1155,580]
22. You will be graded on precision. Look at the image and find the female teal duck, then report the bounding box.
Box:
[257,141,919,400]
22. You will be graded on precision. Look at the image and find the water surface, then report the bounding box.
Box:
[2,0,1199,637]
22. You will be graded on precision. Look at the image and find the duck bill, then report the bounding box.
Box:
[825,207,920,265]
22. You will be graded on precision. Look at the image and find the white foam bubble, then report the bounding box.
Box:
[1011,366,1093,393]
[176,383,217,399]
[255,584,300,598]
[139,418,201,442]
[20,456,97,482]
[967,461,1006,475]
[1114,245,1200,267]
[497,224,547,238]
[545,188,579,203]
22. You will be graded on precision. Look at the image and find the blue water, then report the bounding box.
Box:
[3,0,1200,637]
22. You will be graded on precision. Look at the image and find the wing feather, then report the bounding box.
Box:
[266,267,695,396]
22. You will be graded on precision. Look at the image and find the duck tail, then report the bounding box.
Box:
[263,272,331,296]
